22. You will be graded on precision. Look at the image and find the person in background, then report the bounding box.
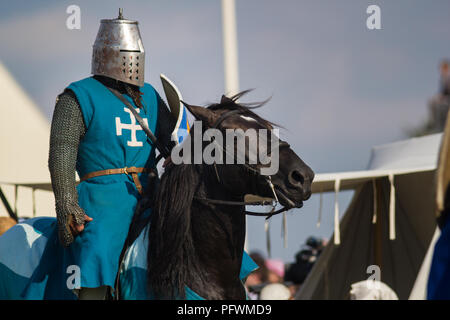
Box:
[245,251,268,287]
[259,283,292,300]
[427,105,450,299]
[349,280,398,300]
[245,251,269,299]
[409,59,450,137]
[439,60,450,98]
[0,217,16,236]
[417,59,450,135]
[306,235,327,256]
[284,236,327,297]
[265,259,285,283]
[430,60,450,131]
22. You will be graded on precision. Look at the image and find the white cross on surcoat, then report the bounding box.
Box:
[115,107,149,147]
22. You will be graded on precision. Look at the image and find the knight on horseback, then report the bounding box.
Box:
[48,9,175,299]
[0,9,315,301]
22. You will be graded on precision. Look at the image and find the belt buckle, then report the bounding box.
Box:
[123,167,129,175]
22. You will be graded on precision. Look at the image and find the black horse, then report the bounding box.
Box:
[127,92,314,300]
[0,92,312,300]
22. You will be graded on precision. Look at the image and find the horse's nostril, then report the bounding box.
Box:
[289,170,304,187]
[303,190,312,200]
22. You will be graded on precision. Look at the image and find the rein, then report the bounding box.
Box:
[194,196,291,219]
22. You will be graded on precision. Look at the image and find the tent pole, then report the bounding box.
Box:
[14,184,18,215]
[221,0,240,96]
[32,188,36,217]
[374,179,383,272]
[0,186,18,222]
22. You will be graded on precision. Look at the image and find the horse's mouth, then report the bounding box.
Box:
[275,186,303,209]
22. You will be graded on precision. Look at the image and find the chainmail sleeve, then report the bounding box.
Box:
[48,89,87,247]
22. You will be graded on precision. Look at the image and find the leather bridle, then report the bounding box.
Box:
[189,107,295,219]
[109,88,296,219]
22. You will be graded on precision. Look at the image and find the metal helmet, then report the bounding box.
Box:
[91,9,145,87]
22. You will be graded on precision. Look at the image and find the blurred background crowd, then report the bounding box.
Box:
[245,236,327,300]
[244,57,450,300]
[409,60,450,137]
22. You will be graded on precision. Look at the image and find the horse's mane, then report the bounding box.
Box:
[147,163,200,299]
[146,91,273,299]
[208,90,276,129]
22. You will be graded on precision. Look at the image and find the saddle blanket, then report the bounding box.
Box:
[0,217,258,300]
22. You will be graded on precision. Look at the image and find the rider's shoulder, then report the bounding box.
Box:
[66,76,98,90]
[142,82,158,94]
[141,82,164,104]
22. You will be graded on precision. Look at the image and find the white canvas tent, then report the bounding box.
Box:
[0,62,55,219]
[296,134,441,300]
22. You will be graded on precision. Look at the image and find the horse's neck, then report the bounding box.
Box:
[187,181,247,299]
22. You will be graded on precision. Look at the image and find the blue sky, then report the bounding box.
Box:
[1,0,449,262]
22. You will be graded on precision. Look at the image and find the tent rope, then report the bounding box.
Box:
[282,212,288,248]
[32,188,36,217]
[389,173,396,240]
[265,219,271,258]
[334,178,341,245]
[317,190,323,228]
[372,179,377,224]
[14,185,18,216]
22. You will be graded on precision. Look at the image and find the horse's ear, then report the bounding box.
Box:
[221,95,233,104]
[182,101,217,125]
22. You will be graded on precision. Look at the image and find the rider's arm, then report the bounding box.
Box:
[48,89,88,247]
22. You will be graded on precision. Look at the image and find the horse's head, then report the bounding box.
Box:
[147,91,315,299]
[183,92,314,209]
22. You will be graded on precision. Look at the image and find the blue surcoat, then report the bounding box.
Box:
[66,77,159,289]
